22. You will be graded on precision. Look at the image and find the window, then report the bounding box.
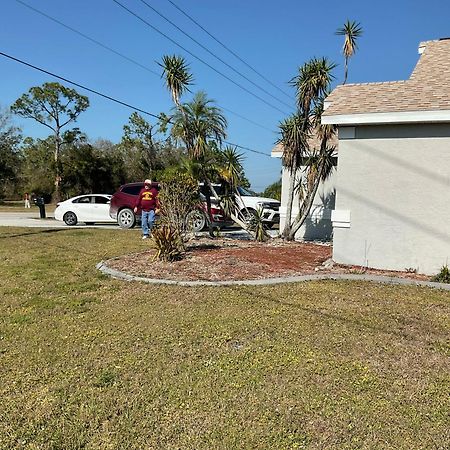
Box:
[237,187,256,197]
[94,196,110,204]
[200,184,225,196]
[74,196,92,204]
[122,185,142,196]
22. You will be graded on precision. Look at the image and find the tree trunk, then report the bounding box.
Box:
[288,129,331,240]
[204,180,214,237]
[343,57,348,84]
[288,165,324,240]
[53,128,61,203]
[206,179,254,237]
[281,169,296,239]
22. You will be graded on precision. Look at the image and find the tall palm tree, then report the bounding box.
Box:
[277,114,308,238]
[159,55,194,108]
[280,57,336,239]
[335,20,363,84]
[289,95,337,239]
[171,91,227,159]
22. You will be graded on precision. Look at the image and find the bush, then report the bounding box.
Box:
[152,172,201,261]
[151,224,182,262]
[432,265,450,283]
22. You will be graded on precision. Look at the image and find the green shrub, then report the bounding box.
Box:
[432,265,450,283]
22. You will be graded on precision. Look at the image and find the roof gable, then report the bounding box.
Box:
[322,39,450,124]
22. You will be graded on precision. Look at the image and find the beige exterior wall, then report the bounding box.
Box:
[333,124,450,275]
[280,166,337,241]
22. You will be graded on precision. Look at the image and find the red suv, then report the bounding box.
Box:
[109,182,232,231]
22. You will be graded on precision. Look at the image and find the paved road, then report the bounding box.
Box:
[0,211,279,237]
[0,211,118,229]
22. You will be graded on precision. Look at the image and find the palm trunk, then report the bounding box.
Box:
[203,180,214,237]
[281,168,296,239]
[289,136,328,240]
[288,165,324,240]
[206,179,254,237]
[343,57,348,84]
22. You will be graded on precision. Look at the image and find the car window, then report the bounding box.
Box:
[94,196,110,204]
[75,196,92,204]
[237,187,256,196]
[200,184,224,196]
[122,185,142,196]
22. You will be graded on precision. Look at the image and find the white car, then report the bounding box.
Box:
[54,194,116,226]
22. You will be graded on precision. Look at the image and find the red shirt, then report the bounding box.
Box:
[135,187,159,211]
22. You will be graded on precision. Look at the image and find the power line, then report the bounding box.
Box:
[15,0,159,77]
[137,0,292,110]
[224,141,272,158]
[0,50,161,120]
[0,51,273,159]
[14,0,274,133]
[111,0,289,116]
[166,0,293,101]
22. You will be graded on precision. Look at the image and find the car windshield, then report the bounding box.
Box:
[237,187,256,196]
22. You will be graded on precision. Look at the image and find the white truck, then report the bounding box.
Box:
[201,185,281,229]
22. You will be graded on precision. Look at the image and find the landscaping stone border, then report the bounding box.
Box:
[96,261,450,290]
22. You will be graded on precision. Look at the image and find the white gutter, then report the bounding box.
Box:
[321,109,450,125]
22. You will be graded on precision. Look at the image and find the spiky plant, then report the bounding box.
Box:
[335,20,363,84]
[248,208,270,242]
[432,265,450,283]
[151,224,183,262]
[159,55,194,108]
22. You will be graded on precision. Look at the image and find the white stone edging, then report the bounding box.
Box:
[96,261,450,290]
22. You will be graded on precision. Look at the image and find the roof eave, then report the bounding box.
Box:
[322,110,450,126]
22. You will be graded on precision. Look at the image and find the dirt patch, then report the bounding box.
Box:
[107,238,432,282]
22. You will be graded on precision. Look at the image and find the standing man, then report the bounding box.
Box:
[134,179,159,239]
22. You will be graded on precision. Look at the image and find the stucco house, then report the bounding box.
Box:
[322,38,450,275]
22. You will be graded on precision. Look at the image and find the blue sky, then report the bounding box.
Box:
[1,0,449,191]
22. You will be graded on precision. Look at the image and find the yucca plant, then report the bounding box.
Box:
[432,265,450,283]
[248,208,270,242]
[151,224,183,262]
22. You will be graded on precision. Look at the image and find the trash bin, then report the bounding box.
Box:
[34,196,46,219]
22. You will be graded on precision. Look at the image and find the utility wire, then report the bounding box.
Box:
[0,50,161,120]
[166,0,293,101]
[14,0,274,133]
[15,0,159,77]
[112,0,289,116]
[0,51,273,158]
[137,0,292,110]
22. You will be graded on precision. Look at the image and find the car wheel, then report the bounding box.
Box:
[63,211,78,226]
[186,209,206,232]
[117,208,136,229]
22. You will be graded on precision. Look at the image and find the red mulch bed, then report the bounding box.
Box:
[107,238,431,282]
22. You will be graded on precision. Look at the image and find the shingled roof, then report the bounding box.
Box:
[271,130,339,157]
[322,38,450,124]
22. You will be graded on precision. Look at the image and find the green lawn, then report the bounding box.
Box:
[0,227,449,449]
